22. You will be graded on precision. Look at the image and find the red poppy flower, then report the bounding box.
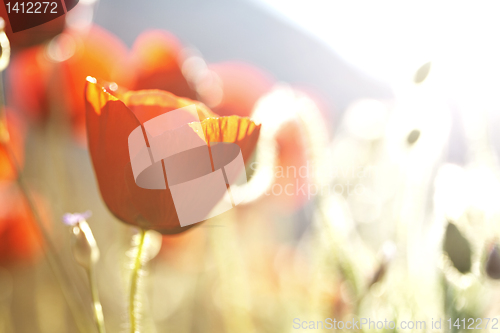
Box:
[8,45,52,123]
[129,30,196,99]
[7,25,130,143]
[271,119,310,210]
[208,61,274,117]
[85,78,261,234]
[0,183,44,265]
[250,88,329,212]
[0,110,26,181]
[8,26,201,145]
[60,26,130,143]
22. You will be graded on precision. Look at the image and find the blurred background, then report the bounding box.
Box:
[1,0,500,332]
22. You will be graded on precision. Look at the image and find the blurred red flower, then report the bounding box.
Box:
[129,30,196,99]
[7,26,201,145]
[271,119,310,210]
[201,62,318,211]
[0,110,26,181]
[0,184,43,265]
[8,25,130,143]
[85,78,261,234]
[208,61,274,117]
[59,26,130,143]
[8,46,52,123]
[194,61,321,211]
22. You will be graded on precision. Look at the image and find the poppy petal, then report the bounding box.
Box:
[199,116,261,164]
[121,89,216,125]
[130,30,196,99]
[86,79,195,233]
[85,78,144,227]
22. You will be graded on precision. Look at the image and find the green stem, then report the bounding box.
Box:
[129,229,146,333]
[88,266,106,333]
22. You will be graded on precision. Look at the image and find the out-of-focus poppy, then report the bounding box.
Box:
[157,228,207,271]
[8,26,202,145]
[8,46,52,122]
[0,110,26,181]
[129,30,196,100]
[194,62,316,210]
[58,25,130,143]
[85,78,261,234]
[271,119,310,210]
[0,183,43,265]
[208,61,274,117]
[7,24,129,143]
[0,7,65,50]
[193,62,310,210]
[250,87,329,212]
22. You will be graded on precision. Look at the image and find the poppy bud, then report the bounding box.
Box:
[63,211,99,270]
[370,242,396,286]
[407,129,420,145]
[369,263,387,287]
[414,61,431,84]
[443,222,472,274]
[485,244,500,280]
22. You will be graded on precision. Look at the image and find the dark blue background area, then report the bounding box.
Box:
[93,0,392,127]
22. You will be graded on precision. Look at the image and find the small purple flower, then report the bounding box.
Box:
[62,211,92,226]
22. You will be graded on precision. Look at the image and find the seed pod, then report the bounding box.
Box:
[485,244,500,280]
[414,62,431,84]
[63,211,99,270]
[369,262,387,287]
[369,242,396,287]
[71,220,100,271]
[407,129,420,145]
[443,222,472,274]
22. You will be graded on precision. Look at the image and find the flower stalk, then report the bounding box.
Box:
[129,228,147,333]
[65,214,106,333]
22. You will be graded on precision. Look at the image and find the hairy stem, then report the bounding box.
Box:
[129,229,146,333]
